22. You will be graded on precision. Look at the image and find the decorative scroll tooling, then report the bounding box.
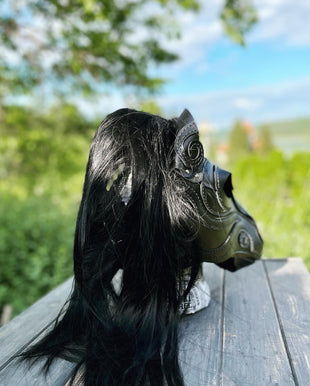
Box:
[183,137,204,168]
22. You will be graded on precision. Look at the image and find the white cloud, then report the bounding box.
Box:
[234,97,263,111]
[157,2,224,74]
[159,0,310,75]
[72,93,126,119]
[69,77,310,134]
[158,77,310,128]
[67,2,310,129]
[250,0,310,47]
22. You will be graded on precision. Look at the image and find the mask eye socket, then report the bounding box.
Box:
[223,174,233,197]
[218,168,233,198]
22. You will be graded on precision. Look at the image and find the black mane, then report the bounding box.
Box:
[20,109,202,385]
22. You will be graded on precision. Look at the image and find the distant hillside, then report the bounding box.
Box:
[259,117,310,134]
[258,117,310,154]
[207,117,310,155]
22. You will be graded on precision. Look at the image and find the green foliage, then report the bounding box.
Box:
[0,103,93,196]
[228,119,251,162]
[220,0,257,46]
[257,125,274,155]
[0,103,94,316]
[230,150,310,268]
[139,100,163,115]
[0,0,199,97]
[0,193,76,315]
[0,0,256,98]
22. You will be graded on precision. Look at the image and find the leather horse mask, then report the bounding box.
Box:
[175,109,263,272]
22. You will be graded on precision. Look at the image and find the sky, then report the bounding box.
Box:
[82,0,310,130]
[157,0,310,129]
[3,0,310,130]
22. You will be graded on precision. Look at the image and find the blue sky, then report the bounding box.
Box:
[81,0,310,130]
[163,42,310,94]
[3,0,309,130]
[154,0,310,129]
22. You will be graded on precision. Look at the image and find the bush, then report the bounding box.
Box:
[0,103,92,316]
[230,150,310,267]
[0,193,77,315]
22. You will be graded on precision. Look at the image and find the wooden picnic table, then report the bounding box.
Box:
[0,258,309,385]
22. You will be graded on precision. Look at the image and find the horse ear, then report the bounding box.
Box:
[177,109,196,132]
[175,109,204,176]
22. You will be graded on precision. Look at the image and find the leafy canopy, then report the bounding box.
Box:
[0,0,257,98]
[221,0,257,46]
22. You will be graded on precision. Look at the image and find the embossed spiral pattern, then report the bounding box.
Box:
[184,139,204,168]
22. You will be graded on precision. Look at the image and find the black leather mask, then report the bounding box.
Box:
[175,109,263,272]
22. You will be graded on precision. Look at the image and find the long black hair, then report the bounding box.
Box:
[21,108,202,385]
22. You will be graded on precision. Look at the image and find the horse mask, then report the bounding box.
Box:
[175,109,263,272]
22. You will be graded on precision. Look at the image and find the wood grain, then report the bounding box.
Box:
[0,357,74,386]
[265,258,310,386]
[0,277,73,370]
[1,259,310,385]
[221,260,294,386]
[179,263,224,386]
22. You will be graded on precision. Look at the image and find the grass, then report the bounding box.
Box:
[230,151,310,270]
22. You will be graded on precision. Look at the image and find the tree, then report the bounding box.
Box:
[228,119,251,163]
[257,125,274,155]
[221,0,257,46]
[0,0,257,99]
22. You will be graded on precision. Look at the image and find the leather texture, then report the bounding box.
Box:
[175,109,263,272]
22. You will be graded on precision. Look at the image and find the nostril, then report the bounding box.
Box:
[238,230,251,249]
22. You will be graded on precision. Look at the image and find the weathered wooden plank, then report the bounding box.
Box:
[221,260,294,386]
[0,277,73,370]
[2,259,309,385]
[0,357,74,386]
[264,258,310,386]
[179,262,224,386]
